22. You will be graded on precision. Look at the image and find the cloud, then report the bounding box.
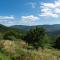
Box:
[39,12,58,18]
[28,2,36,8]
[21,15,39,22]
[40,0,60,18]
[19,15,39,26]
[0,16,15,20]
[0,15,40,26]
[0,16,16,26]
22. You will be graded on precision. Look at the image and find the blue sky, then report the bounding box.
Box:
[0,0,60,26]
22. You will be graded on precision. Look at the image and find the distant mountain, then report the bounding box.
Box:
[0,24,23,33]
[0,24,60,36]
[11,24,60,36]
[11,24,60,31]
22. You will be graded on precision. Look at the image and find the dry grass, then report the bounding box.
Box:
[0,40,60,60]
[20,49,60,60]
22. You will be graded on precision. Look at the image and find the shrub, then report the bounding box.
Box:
[23,27,51,49]
[3,31,16,40]
[54,35,60,49]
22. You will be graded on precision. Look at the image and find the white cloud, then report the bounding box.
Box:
[0,15,40,26]
[41,3,56,8]
[21,15,39,22]
[28,2,36,8]
[0,16,15,20]
[40,0,60,18]
[19,15,39,26]
[54,8,60,13]
[0,16,16,26]
[39,12,58,18]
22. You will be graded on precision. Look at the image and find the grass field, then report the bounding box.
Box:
[0,40,60,60]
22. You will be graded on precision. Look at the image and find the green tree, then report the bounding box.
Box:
[3,29,23,40]
[3,31,16,40]
[23,27,50,49]
[54,35,60,49]
[40,34,51,48]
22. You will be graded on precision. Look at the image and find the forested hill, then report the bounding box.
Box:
[11,24,60,33]
[0,24,23,33]
[11,24,60,32]
[11,24,60,35]
[0,24,60,35]
[0,24,9,32]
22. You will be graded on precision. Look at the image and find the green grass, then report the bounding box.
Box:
[0,52,11,60]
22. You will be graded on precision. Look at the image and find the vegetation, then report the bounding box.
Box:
[23,27,51,49]
[0,24,60,60]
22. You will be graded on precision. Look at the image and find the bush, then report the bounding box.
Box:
[3,31,16,40]
[3,30,22,40]
[23,27,51,49]
[54,35,60,49]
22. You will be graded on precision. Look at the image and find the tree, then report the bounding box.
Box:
[54,35,60,49]
[23,27,50,49]
[3,29,23,40]
[40,34,51,48]
[3,31,16,40]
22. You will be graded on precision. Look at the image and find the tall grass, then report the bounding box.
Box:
[0,40,60,60]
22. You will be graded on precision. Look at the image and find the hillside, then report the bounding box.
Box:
[0,24,60,36]
[11,24,60,36]
[11,24,60,31]
[0,24,9,32]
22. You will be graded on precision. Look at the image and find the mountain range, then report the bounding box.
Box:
[11,24,60,36]
[0,24,60,36]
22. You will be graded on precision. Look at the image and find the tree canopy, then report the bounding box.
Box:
[23,27,51,49]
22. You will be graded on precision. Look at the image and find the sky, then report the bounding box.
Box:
[0,0,60,26]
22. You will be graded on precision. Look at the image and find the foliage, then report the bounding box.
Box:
[54,35,60,49]
[0,52,11,60]
[3,30,23,40]
[40,34,51,48]
[3,31,16,40]
[1,24,60,60]
[23,27,51,49]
